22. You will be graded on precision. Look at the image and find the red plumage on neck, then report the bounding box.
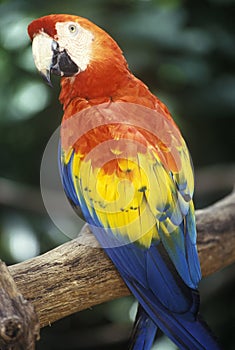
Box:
[59,55,131,110]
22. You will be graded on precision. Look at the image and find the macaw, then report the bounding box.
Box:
[28,14,221,350]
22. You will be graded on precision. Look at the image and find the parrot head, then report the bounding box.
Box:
[28,14,126,86]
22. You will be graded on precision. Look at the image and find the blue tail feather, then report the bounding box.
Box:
[102,240,221,349]
[129,304,157,350]
[127,279,221,350]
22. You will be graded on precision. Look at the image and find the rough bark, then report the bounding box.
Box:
[0,261,40,350]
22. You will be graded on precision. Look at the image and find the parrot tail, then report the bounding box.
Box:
[129,304,157,350]
[125,280,221,349]
[175,313,222,350]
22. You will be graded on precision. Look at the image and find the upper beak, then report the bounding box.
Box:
[32,33,79,86]
[32,33,54,86]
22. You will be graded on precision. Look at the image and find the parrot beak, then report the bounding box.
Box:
[32,33,79,86]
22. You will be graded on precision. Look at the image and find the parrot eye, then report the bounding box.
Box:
[68,23,78,35]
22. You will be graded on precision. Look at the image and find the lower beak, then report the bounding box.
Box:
[32,33,79,86]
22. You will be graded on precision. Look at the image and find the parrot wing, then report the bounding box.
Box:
[59,102,221,349]
[59,101,201,291]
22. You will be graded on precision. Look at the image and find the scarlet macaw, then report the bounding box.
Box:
[28,14,221,349]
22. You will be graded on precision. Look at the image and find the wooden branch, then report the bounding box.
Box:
[8,191,235,329]
[196,190,235,275]
[0,261,40,349]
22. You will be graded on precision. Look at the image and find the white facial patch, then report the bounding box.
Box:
[55,21,94,72]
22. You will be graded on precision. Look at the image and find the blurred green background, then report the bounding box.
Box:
[0,0,235,349]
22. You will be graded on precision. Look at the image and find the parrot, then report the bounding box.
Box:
[28,14,221,350]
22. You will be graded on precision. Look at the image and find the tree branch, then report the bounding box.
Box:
[0,261,40,349]
[8,191,235,328]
